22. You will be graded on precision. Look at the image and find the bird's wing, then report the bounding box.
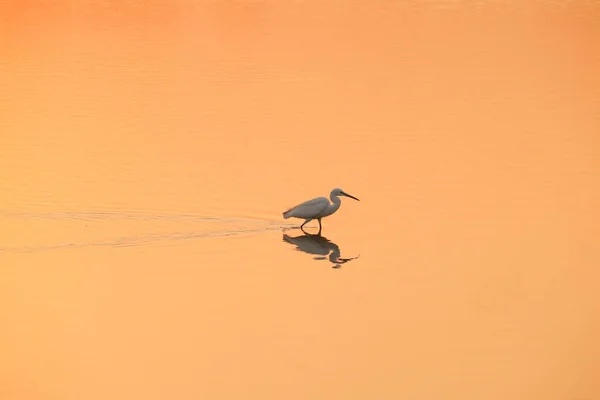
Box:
[283,196,329,218]
[291,196,328,209]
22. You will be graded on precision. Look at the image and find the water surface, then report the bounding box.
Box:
[1,1,599,399]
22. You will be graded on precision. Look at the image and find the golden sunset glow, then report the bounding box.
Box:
[1,1,599,399]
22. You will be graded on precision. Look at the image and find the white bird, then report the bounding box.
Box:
[282,188,360,234]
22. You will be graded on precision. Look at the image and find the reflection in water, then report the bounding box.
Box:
[282,232,359,268]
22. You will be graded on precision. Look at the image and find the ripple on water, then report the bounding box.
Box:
[0,210,293,253]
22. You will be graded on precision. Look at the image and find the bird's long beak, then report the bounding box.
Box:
[341,191,360,201]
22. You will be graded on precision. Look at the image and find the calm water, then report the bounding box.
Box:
[1,1,599,399]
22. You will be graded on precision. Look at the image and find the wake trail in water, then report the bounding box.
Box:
[0,210,297,253]
[1,226,291,253]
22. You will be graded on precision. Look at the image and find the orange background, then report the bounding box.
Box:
[1,1,599,399]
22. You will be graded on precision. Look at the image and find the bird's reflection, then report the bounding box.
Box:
[282,232,359,268]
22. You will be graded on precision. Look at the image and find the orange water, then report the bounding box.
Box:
[1,1,599,399]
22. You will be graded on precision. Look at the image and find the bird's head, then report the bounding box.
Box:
[332,188,360,201]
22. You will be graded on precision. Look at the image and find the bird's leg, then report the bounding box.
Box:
[317,218,322,236]
[300,219,312,233]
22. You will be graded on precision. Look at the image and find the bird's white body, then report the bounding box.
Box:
[283,196,337,219]
[282,188,359,233]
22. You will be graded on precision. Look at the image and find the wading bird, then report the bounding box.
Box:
[282,188,359,234]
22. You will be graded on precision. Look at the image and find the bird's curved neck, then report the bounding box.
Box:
[327,194,342,214]
[330,193,341,204]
